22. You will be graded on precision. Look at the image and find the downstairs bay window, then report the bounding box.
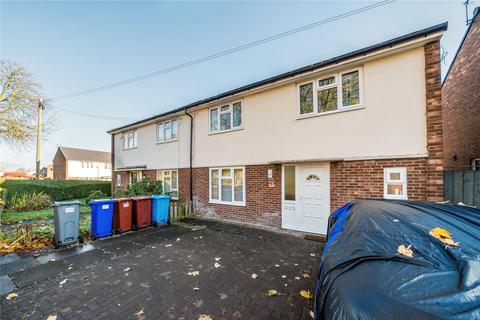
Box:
[157,170,179,199]
[209,167,245,206]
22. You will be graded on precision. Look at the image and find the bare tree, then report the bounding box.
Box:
[0,60,56,147]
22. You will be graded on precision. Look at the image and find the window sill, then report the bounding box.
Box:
[209,200,246,207]
[297,105,364,120]
[123,147,138,151]
[156,139,178,145]
[208,127,244,136]
[383,195,408,200]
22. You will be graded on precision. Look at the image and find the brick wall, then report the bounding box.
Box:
[443,13,480,169]
[330,158,428,211]
[178,168,191,202]
[112,171,129,193]
[192,165,282,228]
[425,40,444,201]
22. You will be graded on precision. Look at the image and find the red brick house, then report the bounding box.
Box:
[443,7,480,170]
[109,23,447,234]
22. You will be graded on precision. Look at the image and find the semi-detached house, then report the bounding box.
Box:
[108,22,447,235]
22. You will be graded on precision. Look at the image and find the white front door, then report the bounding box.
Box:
[282,164,330,234]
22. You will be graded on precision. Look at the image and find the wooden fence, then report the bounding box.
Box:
[169,201,194,222]
[444,170,480,208]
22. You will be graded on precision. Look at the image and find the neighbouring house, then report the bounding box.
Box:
[443,7,480,170]
[53,146,112,180]
[109,22,447,235]
[2,170,33,180]
[39,164,54,179]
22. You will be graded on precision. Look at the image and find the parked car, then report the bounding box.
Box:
[315,200,480,320]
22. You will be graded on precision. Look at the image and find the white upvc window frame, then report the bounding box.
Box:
[123,130,138,150]
[156,169,179,200]
[209,100,243,134]
[472,158,480,171]
[383,167,408,200]
[209,167,246,206]
[129,170,142,186]
[157,119,178,143]
[116,174,122,187]
[297,67,363,118]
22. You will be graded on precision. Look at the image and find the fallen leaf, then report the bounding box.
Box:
[302,273,310,278]
[294,263,298,266]
[429,227,460,247]
[310,253,316,257]
[6,293,18,300]
[300,290,313,299]
[134,308,144,317]
[176,238,180,242]
[124,267,131,272]
[165,244,172,247]
[214,262,221,268]
[193,287,200,291]
[397,244,413,257]
[274,264,280,267]
[188,271,200,276]
[310,310,314,318]
[281,275,286,279]
[47,315,57,320]
[198,315,212,320]
[284,283,288,287]
[214,257,221,261]
[266,289,278,296]
[59,279,67,286]
[251,273,258,279]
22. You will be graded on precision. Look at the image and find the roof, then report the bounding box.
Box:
[58,146,111,162]
[442,7,479,85]
[108,22,448,134]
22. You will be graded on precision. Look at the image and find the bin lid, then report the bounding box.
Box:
[131,195,152,200]
[151,194,171,200]
[52,200,81,207]
[89,198,116,204]
[115,197,132,202]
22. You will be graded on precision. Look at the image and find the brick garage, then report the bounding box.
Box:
[442,11,480,169]
[192,165,282,228]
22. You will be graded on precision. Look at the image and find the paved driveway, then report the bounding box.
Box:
[1,218,323,320]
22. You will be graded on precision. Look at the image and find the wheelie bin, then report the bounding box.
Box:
[52,200,82,247]
[114,198,132,233]
[131,196,152,230]
[90,199,115,240]
[151,195,171,226]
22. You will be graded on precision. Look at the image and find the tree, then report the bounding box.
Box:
[0,60,55,146]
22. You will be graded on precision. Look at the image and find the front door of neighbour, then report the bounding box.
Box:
[282,164,330,234]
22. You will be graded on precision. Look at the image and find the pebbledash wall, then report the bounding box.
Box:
[111,32,445,230]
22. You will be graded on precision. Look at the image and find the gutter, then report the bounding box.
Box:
[184,108,194,202]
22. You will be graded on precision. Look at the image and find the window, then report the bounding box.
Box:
[284,165,295,201]
[157,119,178,143]
[209,102,242,133]
[298,68,362,116]
[157,170,178,199]
[116,174,122,187]
[209,167,245,205]
[129,171,142,185]
[384,168,407,200]
[472,158,480,171]
[123,130,138,149]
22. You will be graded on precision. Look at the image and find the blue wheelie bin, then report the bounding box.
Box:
[151,195,171,226]
[90,199,116,240]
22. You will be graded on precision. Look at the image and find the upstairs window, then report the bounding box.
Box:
[123,130,138,149]
[384,167,407,200]
[298,68,362,116]
[157,119,178,143]
[209,102,242,133]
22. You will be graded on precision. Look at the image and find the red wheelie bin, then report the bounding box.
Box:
[114,198,132,233]
[131,196,152,230]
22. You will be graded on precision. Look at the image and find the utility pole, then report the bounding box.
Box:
[35,99,45,180]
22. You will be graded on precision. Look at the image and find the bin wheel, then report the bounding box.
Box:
[79,235,84,244]
[91,235,97,241]
[132,225,137,231]
[152,222,158,227]
[54,244,60,249]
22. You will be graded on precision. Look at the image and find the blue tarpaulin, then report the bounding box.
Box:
[314,200,480,320]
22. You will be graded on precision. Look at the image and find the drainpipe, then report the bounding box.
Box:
[184,108,194,202]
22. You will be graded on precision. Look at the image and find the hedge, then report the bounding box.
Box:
[0,180,112,203]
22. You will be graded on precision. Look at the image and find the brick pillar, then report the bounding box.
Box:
[425,41,444,201]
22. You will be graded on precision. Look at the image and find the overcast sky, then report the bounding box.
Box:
[0,0,478,170]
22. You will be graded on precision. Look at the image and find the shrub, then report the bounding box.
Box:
[127,177,162,196]
[87,190,107,202]
[8,191,52,212]
[0,180,111,203]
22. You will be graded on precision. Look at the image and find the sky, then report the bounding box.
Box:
[0,0,478,171]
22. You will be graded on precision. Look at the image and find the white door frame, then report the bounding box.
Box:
[281,163,330,234]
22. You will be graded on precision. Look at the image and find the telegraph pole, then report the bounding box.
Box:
[35,99,45,180]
